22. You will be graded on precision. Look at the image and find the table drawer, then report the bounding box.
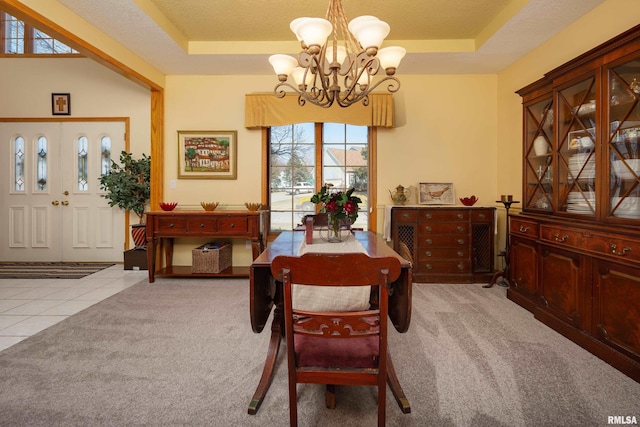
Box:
[416,260,470,274]
[471,209,492,222]
[187,218,217,233]
[511,217,538,238]
[393,210,418,222]
[218,217,248,233]
[419,222,468,235]
[156,217,187,233]
[419,210,468,222]
[417,247,469,261]
[419,235,468,247]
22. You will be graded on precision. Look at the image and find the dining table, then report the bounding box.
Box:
[248,230,413,415]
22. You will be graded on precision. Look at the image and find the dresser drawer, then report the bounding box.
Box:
[218,217,248,233]
[156,217,187,233]
[417,247,469,261]
[416,260,470,274]
[540,225,581,247]
[187,218,217,233]
[419,235,468,247]
[419,222,468,235]
[471,209,492,222]
[418,210,468,222]
[393,209,418,222]
[511,217,538,238]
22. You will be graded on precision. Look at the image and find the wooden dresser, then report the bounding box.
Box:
[145,210,268,283]
[512,25,640,381]
[390,206,495,283]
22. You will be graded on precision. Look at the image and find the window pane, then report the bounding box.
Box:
[100,136,112,176]
[3,13,24,54]
[35,136,47,191]
[14,136,25,192]
[77,136,89,191]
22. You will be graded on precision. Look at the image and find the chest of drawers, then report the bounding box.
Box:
[390,206,495,283]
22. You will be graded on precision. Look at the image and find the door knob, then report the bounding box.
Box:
[62,201,69,206]
[63,191,69,195]
[52,200,60,206]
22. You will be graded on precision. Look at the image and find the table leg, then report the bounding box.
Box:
[248,305,283,415]
[387,350,411,414]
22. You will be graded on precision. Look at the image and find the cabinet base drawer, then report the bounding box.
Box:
[416,260,470,274]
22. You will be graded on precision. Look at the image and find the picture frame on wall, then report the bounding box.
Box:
[178,130,237,179]
[418,182,455,204]
[51,93,70,115]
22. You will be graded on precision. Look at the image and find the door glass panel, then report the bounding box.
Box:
[13,136,25,192]
[524,97,553,211]
[557,77,597,216]
[100,136,112,176]
[77,136,89,191]
[608,59,640,219]
[35,136,47,191]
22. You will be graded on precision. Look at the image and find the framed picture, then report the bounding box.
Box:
[51,93,70,115]
[178,130,237,179]
[418,182,455,204]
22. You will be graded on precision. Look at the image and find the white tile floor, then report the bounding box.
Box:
[0,265,147,352]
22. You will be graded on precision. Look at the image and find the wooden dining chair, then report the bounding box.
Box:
[271,252,402,427]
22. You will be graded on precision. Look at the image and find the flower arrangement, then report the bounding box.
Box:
[311,184,362,240]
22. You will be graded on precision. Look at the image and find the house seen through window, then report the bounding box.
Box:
[269,122,370,232]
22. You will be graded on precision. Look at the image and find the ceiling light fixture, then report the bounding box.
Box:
[268,0,406,108]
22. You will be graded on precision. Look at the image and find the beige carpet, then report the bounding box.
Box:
[0,278,637,426]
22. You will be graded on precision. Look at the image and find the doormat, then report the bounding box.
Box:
[0,263,115,279]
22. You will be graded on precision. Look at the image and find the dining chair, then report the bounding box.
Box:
[271,252,402,427]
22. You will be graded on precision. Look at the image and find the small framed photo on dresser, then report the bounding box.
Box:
[51,93,71,115]
[418,182,455,205]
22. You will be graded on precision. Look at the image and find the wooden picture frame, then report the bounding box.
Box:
[418,182,455,204]
[51,93,70,115]
[178,130,237,179]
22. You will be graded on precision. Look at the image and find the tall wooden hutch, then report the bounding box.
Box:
[511,25,640,381]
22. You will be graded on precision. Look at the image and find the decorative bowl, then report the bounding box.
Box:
[201,202,219,211]
[459,196,478,206]
[245,202,264,211]
[159,202,178,211]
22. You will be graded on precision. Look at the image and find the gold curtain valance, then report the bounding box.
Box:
[245,93,394,129]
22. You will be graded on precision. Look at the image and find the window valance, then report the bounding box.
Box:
[245,93,394,129]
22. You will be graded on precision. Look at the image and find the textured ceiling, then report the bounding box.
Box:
[54,0,605,75]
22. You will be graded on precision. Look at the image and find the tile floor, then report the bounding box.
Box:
[0,265,147,352]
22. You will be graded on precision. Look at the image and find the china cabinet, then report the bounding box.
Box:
[512,24,640,381]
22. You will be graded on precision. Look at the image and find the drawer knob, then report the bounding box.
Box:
[519,225,530,232]
[610,243,631,256]
[426,214,432,219]
[457,264,464,270]
[425,226,432,232]
[402,214,410,219]
[478,213,486,219]
[457,214,463,219]
[169,223,174,228]
[425,264,432,270]
[553,233,568,243]
[457,239,464,245]
[200,223,205,228]
[425,251,432,257]
[230,223,235,228]
[457,226,463,232]
[426,239,432,245]
[457,251,463,257]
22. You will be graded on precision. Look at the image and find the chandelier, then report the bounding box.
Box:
[268,0,406,108]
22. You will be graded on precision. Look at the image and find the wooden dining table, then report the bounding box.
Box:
[248,230,413,415]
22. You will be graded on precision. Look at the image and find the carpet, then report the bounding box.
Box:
[0,278,638,426]
[0,262,115,279]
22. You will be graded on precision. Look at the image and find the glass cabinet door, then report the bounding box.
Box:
[607,57,640,220]
[557,76,597,216]
[524,96,553,211]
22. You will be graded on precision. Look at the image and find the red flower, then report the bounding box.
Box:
[325,200,339,213]
[344,200,356,214]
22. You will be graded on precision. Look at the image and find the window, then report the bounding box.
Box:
[1,12,78,55]
[268,122,370,232]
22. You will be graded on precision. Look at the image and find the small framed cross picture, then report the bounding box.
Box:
[51,93,71,115]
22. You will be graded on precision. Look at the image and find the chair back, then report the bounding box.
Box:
[271,252,401,427]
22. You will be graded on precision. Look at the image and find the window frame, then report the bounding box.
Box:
[263,123,378,239]
[0,11,79,56]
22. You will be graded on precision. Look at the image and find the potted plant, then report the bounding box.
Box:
[99,150,151,248]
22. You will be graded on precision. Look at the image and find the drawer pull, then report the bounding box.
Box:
[425,251,432,257]
[519,225,530,232]
[169,223,174,228]
[478,213,486,219]
[425,264,432,270]
[426,239,433,245]
[610,243,631,256]
[457,239,464,245]
[457,226,463,232]
[553,233,568,242]
[457,264,464,270]
[230,223,235,228]
[402,214,410,219]
[457,214,463,219]
[200,223,205,228]
[457,251,463,257]
[425,226,432,232]
[426,213,432,219]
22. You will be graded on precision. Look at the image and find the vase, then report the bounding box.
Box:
[131,224,147,248]
[320,215,345,243]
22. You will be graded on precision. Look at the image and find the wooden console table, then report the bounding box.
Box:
[145,210,268,283]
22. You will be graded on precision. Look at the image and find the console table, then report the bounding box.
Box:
[145,210,268,283]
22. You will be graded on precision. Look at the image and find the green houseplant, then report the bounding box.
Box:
[99,151,151,248]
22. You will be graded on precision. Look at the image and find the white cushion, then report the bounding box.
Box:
[292,284,371,312]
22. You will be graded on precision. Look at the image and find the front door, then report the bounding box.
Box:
[0,121,126,262]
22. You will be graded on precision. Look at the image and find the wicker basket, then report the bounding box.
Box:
[191,242,232,273]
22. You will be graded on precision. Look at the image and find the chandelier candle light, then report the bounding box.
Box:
[268,0,406,108]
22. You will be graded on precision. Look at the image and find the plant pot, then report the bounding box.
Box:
[131,224,147,248]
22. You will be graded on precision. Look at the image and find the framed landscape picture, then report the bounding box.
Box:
[418,182,455,204]
[178,130,237,179]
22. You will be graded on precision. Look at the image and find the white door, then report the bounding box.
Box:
[0,121,125,262]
